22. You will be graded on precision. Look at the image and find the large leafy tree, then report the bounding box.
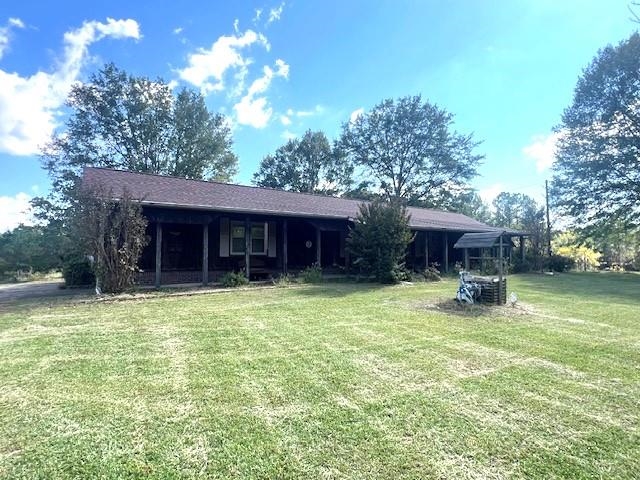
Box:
[253,130,352,195]
[552,33,640,230]
[339,95,483,206]
[492,192,546,257]
[42,63,238,204]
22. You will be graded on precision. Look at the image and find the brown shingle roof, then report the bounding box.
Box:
[82,167,496,232]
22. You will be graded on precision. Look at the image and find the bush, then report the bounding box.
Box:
[512,256,534,273]
[421,265,441,282]
[347,199,413,284]
[545,254,575,272]
[220,271,249,288]
[72,187,148,293]
[272,273,296,287]
[62,257,95,287]
[300,264,323,283]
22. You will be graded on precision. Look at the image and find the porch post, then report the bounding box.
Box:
[245,217,251,280]
[464,248,470,270]
[316,227,322,266]
[424,231,429,270]
[520,235,525,261]
[155,222,162,288]
[282,219,288,274]
[202,223,209,286]
[443,232,449,273]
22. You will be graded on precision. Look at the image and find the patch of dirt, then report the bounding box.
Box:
[414,297,539,319]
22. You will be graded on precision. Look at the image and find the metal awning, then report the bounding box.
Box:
[454,231,505,249]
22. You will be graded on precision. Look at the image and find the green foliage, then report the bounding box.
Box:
[253,130,352,195]
[339,95,483,207]
[552,33,640,230]
[300,264,323,284]
[347,199,414,284]
[72,187,149,293]
[511,255,536,274]
[41,63,238,207]
[0,224,64,278]
[62,256,95,287]
[544,254,576,272]
[220,271,249,288]
[442,191,492,224]
[421,265,442,282]
[490,192,547,262]
[553,231,601,271]
[272,273,296,287]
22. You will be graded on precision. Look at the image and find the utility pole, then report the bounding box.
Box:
[545,180,552,257]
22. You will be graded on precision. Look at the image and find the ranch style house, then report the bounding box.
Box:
[82,167,526,286]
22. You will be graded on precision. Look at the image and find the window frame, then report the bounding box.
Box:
[229,221,268,256]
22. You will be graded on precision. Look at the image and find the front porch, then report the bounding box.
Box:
[137,208,350,287]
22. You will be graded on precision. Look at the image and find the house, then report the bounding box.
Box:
[82,167,526,286]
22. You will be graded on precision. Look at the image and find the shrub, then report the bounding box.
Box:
[347,199,413,284]
[512,256,534,273]
[220,271,249,288]
[421,265,441,282]
[72,187,148,293]
[272,273,296,287]
[62,256,95,287]
[545,254,575,272]
[300,264,323,283]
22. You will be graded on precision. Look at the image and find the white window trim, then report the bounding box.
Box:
[230,221,268,256]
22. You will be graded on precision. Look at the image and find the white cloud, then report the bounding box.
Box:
[253,9,263,22]
[8,18,24,28]
[280,115,291,126]
[281,129,297,140]
[0,17,25,60]
[173,26,183,35]
[0,192,32,232]
[274,58,289,78]
[522,132,562,172]
[0,18,140,156]
[233,59,289,128]
[349,107,364,124]
[478,183,504,205]
[177,29,270,94]
[286,105,324,118]
[267,2,286,24]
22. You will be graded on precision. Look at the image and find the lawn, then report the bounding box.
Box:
[0,273,639,479]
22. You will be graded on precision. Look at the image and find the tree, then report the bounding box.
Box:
[346,199,414,283]
[553,231,601,271]
[552,33,640,231]
[0,224,63,276]
[253,130,353,195]
[492,193,540,230]
[492,192,546,262]
[72,187,149,293]
[339,95,483,206]
[42,63,238,205]
[432,190,492,224]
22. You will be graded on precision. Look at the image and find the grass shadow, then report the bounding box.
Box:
[514,272,640,306]
[290,281,388,299]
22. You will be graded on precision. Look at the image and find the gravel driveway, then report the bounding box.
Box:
[0,281,92,309]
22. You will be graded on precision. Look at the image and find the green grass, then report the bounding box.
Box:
[1,273,639,479]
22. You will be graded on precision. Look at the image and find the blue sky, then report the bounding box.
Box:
[0,0,637,231]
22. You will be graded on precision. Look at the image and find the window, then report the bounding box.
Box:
[230,222,267,255]
[251,224,266,255]
[231,223,245,255]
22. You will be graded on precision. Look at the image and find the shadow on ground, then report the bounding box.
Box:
[514,272,640,306]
